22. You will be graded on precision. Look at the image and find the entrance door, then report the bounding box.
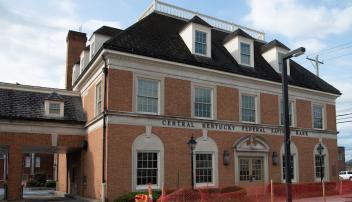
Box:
[238,157,264,185]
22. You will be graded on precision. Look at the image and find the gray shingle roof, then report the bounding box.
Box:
[0,88,85,124]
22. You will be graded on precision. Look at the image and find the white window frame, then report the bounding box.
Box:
[312,104,325,130]
[35,156,40,168]
[280,143,299,183]
[44,100,64,117]
[194,30,207,56]
[279,98,296,127]
[240,42,251,66]
[240,92,259,124]
[25,156,31,168]
[191,83,216,120]
[313,143,329,182]
[95,81,103,116]
[135,150,160,190]
[132,133,164,191]
[135,76,162,115]
[194,151,215,187]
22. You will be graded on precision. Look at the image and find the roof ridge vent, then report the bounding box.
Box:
[139,0,265,40]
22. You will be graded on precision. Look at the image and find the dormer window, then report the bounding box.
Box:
[240,42,251,65]
[180,16,212,58]
[45,92,64,117]
[223,29,254,67]
[261,39,290,74]
[49,103,61,115]
[195,30,207,55]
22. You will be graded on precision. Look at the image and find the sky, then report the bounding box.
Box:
[1,0,352,160]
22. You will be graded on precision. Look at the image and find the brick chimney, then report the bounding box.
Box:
[65,30,87,90]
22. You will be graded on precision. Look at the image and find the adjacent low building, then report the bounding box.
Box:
[0,1,341,201]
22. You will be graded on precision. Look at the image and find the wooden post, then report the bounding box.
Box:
[271,180,274,202]
[339,180,343,195]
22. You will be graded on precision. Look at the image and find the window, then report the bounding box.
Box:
[315,155,325,178]
[278,52,285,73]
[49,103,61,115]
[195,153,213,184]
[239,157,264,182]
[195,30,207,55]
[282,155,294,180]
[35,157,40,168]
[194,87,212,118]
[136,152,158,186]
[280,100,293,126]
[241,95,256,123]
[314,144,328,181]
[313,105,324,129]
[240,42,251,65]
[95,82,103,115]
[137,78,159,114]
[25,156,31,168]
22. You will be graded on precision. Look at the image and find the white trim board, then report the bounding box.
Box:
[106,114,337,139]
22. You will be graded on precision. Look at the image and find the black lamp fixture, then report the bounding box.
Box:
[282,47,305,202]
[272,152,278,166]
[317,143,325,182]
[187,135,197,190]
[223,150,230,166]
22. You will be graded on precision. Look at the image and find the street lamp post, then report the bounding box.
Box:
[317,143,325,182]
[282,47,305,202]
[187,136,197,190]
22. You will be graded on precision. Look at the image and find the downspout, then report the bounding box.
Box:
[101,54,108,202]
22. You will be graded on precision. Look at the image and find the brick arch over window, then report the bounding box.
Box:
[131,133,164,191]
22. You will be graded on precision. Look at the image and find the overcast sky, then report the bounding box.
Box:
[1,0,352,160]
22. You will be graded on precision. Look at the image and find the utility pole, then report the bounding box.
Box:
[306,55,324,77]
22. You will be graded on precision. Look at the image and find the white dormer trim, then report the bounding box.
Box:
[89,34,112,61]
[44,100,64,117]
[80,49,90,73]
[180,23,211,58]
[224,36,254,67]
[262,47,290,75]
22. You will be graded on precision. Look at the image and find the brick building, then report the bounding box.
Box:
[337,147,346,172]
[0,1,341,201]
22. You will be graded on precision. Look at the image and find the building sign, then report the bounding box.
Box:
[161,118,315,137]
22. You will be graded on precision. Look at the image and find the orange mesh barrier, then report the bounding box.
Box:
[157,181,352,202]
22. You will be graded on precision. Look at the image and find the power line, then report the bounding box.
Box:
[337,113,352,117]
[306,55,324,76]
[308,41,352,56]
[325,52,352,61]
[337,120,352,124]
[337,116,352,121]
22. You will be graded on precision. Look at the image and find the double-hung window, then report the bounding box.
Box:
[95,81,103,115]
[313,105,324,129]
[280,100,293,126]
[136,152,158,186]
[49,103,61,115]
[195,30,207,55]
[35,157,40,168]
[137,78,159,114]
[241,95,256,123]
[282,155,295,180]
[194,87,212,118]
[195,153,213,184]
[25,156,31,168]
[315,154,325,179]
[240,42,251,65]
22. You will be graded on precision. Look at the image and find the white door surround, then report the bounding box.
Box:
[233,135,270,185]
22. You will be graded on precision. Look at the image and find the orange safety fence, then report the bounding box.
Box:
[156,180,352,202]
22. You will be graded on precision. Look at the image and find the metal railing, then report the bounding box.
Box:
[139,0,265,40]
